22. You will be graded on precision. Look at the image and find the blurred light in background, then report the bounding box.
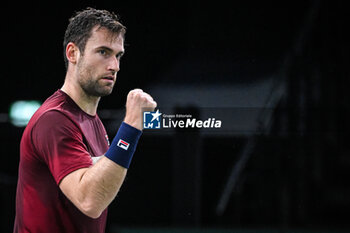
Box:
[9,100,41,127]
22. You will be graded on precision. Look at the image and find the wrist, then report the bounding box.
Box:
[123,116,143,131]
[104,122,142,169]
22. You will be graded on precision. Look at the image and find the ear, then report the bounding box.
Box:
[65,42,80,65]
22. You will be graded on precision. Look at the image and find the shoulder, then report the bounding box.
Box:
[28,90,82,132]
[33,110,81,137]
[30,109,87,160]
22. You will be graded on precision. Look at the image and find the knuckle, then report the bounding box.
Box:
[133,92,142,100]
[128,89,143,96]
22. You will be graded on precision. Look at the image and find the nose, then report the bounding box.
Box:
[107,56,120,73]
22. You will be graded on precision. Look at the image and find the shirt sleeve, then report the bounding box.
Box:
[31,110,93,185]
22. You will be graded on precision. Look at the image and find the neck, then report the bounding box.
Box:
[61,78,100,116]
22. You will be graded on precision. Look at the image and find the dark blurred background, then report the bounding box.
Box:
[1,0,349,232]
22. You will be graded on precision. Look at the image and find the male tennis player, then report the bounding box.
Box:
[14,8,156,233]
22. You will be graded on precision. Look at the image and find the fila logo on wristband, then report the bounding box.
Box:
[117,139,130,150]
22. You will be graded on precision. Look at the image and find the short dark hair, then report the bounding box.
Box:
[63,7,126,70]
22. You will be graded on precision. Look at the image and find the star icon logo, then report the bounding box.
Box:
[150,109,162,122]
[143,110,162,129]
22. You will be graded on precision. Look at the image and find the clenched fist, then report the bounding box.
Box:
[123,89,157,130]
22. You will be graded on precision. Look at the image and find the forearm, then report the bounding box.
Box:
[60,123,140,218]
[60,154,127,218]
[75,156,127,218]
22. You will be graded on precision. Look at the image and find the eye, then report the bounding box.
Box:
[99,49,106,55]
[116,52,124,60]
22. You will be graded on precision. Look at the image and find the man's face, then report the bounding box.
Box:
[76,26,124,97]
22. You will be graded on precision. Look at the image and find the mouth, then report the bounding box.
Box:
[101,76,115,83]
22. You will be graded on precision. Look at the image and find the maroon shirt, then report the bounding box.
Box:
[14,90,110,233]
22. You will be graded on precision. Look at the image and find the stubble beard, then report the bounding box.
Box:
[77,58,114,98]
